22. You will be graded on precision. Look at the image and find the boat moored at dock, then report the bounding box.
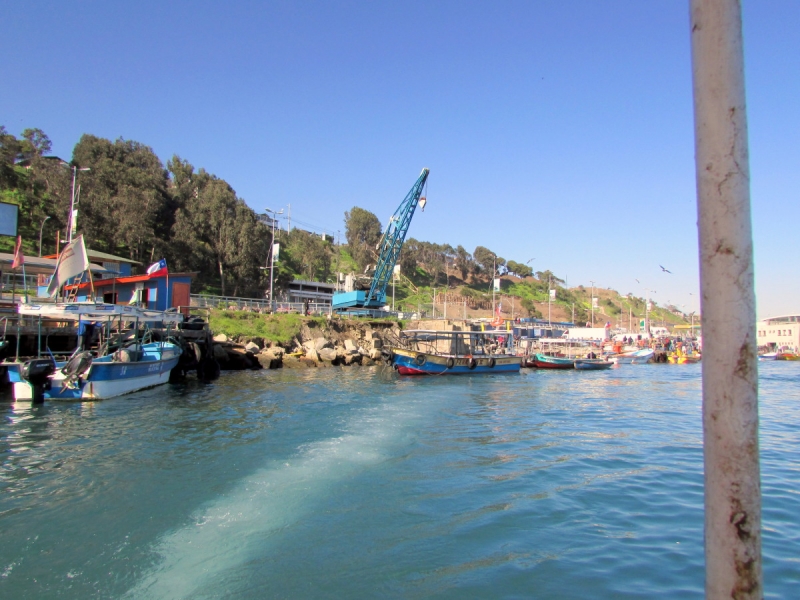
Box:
[385,330,521,375]
[5,303,184,402]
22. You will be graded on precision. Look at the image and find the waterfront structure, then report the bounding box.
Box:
[756,315,800,352]
[68,271,197,312]
[285,279,336,306]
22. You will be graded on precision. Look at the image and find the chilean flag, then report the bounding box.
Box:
[146,258,168,277]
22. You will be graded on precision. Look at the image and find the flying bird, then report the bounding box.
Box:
[659,265,672,274]
[635,278,640,283]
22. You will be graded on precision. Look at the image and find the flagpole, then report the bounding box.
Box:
[166,271,170,310]
[22,263,28,303]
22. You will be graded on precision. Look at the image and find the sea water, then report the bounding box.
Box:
[1,362,798,599]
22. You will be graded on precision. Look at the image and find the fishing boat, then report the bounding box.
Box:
[608,348,655,364]
[385,330,521,375]
[666,353,701,364]
[574,358,614,370]
[5,302,183,402]
[775,352,800,361]
[531,353,575,369]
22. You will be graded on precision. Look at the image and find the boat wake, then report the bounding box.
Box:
[124,396,421,599]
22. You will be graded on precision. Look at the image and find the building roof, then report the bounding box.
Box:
[0,253,113,276]
[42,249,142,265]
[759,315,800,323]
[67,271,197,290]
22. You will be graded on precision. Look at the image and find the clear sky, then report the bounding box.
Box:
[2,1,797,318]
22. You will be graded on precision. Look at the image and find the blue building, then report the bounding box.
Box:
[69,270,196,312]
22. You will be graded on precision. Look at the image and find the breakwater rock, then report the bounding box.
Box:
[213,317,403,370]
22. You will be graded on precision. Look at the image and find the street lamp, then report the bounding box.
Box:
[38,216,50,256]
[264,208,283,312]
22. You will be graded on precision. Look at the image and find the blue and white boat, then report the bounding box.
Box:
[6,303,183,402]
[385,329,521,375]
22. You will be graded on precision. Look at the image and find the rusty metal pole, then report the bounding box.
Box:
[689,1,762,598]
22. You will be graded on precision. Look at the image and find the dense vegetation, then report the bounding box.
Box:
[1,125,690,327]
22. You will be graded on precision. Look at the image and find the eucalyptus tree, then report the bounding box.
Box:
[344,206,382,270]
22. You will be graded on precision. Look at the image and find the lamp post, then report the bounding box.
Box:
[264,208,284,312]
[590,280,595,326]
[38,216,50,256]
[61,163,90,243]
[491,254,497,316]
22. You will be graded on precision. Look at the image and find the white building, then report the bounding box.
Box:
[285,279,336,306]
[756,315,800,352]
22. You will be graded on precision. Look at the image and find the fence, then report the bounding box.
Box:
[190,294,332,315]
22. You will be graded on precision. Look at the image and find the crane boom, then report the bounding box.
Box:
[332,168,429,311]
[364,167,429,306]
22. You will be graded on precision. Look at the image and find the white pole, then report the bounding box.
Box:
[68,166,77,243]
[491,256,496,316]
[590,280,595,326]
[690,1,761,597]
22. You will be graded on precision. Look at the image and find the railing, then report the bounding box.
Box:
[190,294,332,315]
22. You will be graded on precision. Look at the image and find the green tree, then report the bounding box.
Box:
[344,206,382,270]
[72,135,172,260]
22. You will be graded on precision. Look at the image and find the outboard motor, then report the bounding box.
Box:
[61,351,93,391]
[20,358,56,404]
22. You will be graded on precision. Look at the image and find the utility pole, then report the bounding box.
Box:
[264,208,284,312]
[691,1,761,596]
[590,280,595,326]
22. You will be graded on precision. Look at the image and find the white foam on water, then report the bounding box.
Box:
[125,398,420,599]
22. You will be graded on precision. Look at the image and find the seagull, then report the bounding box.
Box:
[659,265,672,274]
[635,278,640,283]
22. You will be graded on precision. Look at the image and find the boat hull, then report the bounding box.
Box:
[574,359,614,370]
[609,348,654,364]
[7,344,181,401]
[531,353,575,369]
[391,348,521,375]
[666,354,701,364]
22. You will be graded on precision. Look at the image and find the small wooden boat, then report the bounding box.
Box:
[531,353,575,369]
[608,348,654,364]
[667,353,701,364]
[387,330,521,375]
[574,358,614,370]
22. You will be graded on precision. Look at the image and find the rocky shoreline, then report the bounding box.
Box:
[208,317,404,371]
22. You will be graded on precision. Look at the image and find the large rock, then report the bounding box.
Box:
[283,355,315,369]
[213,333,229,343]
[344,339,358,353]
[369,348,382,360]
[319,348,338,363]
[314,337,333,352]
[257,350,283,369]
[245,341,261,353]
[213,344,229,361]
[305,348,320,362]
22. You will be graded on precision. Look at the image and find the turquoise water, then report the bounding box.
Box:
[1,362,798,598]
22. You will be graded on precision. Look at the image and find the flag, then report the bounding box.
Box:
[47,235,89,297]
[146,258,168,277]
[12,236,24,269]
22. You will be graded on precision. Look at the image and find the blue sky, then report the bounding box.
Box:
[2,1,797,318]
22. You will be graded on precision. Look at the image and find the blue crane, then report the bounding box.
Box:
[332,168,430,311]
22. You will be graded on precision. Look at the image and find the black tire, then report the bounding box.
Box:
[446,357,455,369]
[415,354,426,366]
[488,357,496,368]
[468,358,477,370]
